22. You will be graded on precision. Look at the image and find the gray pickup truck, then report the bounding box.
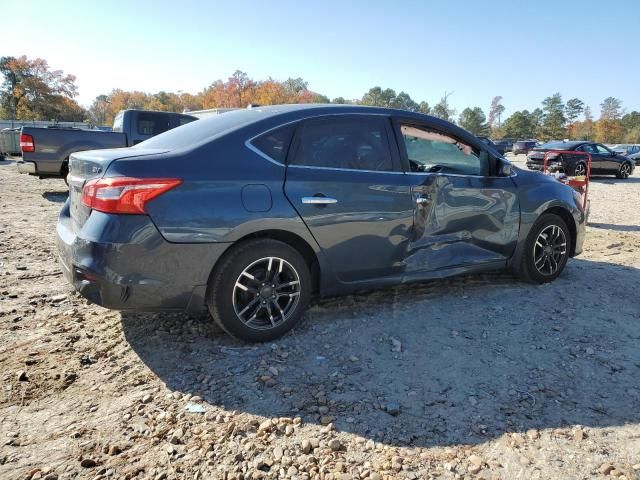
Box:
[17,109,197,181]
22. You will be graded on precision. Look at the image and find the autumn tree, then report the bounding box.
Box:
[595,97,623,143]
[88,94,110,125]
[458,107,489,135]
[0,55,84,121]
[573,106,595,141]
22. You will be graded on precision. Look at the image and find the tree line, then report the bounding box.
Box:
[1,55,639,143]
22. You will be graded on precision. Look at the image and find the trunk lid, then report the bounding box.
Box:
[68,148,169,229]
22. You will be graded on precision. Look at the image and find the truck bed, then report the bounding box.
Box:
[18,127,126,178]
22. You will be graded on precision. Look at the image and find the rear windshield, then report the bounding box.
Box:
[134,108,277,151]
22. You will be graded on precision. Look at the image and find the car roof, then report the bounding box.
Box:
[137,104,490,153]
[540,140,587,148]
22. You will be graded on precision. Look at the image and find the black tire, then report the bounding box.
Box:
[61,161,69,186]
[206,239,312,342]
[573,161,587,176]
[515,213,571,284]
[616,162,632,179]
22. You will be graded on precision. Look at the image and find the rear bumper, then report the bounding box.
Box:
[56,202,231,314]
[17,160,36,174]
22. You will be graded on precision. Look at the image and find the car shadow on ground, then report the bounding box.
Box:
[589,222,640,232]
[590,175,640,184]
[41,191,69,203]
[121,258,640,448]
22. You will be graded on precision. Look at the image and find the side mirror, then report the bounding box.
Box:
[499,161,513,177]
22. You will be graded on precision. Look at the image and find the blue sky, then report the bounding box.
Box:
[4,0,639,117]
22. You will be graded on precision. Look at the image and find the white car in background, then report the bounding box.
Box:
[607,144,640,156]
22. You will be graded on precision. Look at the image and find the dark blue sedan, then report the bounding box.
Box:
[58,105,587,341]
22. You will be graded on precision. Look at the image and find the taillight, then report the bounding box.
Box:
[81,177,182,214]
[20,134,35,153]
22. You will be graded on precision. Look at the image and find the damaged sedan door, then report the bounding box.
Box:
[395,122,520,275]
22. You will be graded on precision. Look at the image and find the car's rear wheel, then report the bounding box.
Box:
[616,162,632,179]
[573,162,587,176]
[516,213,571,284]
[207,239,311,342]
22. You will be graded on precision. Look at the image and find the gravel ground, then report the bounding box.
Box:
[1,155,639,480]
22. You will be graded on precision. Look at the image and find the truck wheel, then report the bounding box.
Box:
[516,213,571,284]
[61,161,69,186]
[206,239,312,342]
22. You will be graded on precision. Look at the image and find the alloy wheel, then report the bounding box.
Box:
[533,225,567,276]
[574,163,586,176]
[232,257,301,330]
[620,163,631,178]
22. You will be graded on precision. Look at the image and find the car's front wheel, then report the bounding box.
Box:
[516,213,571,284]
[616,162,632,179]
[207,239,312,342]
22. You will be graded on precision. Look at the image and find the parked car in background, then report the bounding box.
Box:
[526,140,635,178]
[478,137,516,155]
[607,144,640,157]
[17,110,197,181]
[477,136,506,155]
[494,138,516,153]
[58,104,587,342]
[513,140,537,155]
[0,128,21,158]
[628,150,640,166]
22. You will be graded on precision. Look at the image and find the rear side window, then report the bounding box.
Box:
[137,113,171,136]
[112,112,124,132]
[290,117,394,171]
[178,115,196,126]
[250,123,297,164]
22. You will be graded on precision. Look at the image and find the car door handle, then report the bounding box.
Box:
[302,196,338,205]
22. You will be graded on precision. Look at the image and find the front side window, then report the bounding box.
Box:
[595,144,612,154]
[400,124,486,175]
[576,144,597,154]
[137,113,171,136]
[290,117,394,171]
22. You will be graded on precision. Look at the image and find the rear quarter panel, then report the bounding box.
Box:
[104,128,335,290]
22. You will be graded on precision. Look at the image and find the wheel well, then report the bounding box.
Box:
[218,230,321,293]
[544,207,577,256]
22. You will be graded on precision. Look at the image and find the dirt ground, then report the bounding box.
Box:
[1,155,639,480]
